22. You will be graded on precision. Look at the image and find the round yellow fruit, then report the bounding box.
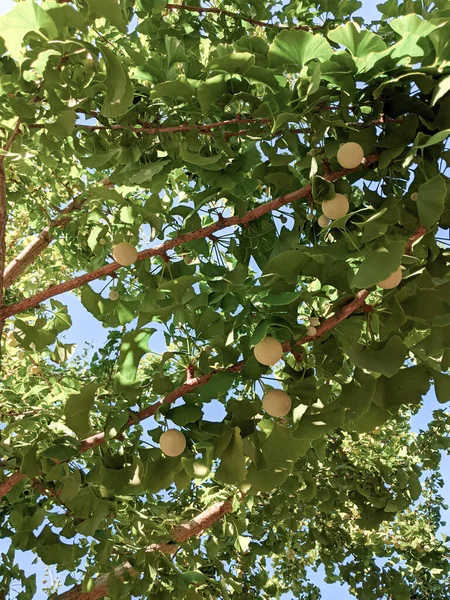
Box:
[310,317,320,327]
[337,142,364,169]
[253,337,283,366]
[159,429,186,457]
[377,267,402,290]
[6,335,18,348]
[318,214,331,228]
[27,364,41,375]
[109,290,120,301]
[112,242,138,266]
[306,213,314,221]
[322,194,349,220]
[306,326,317,337]
[262,390,291,417]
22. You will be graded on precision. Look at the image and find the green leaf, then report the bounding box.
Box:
[328,22,386,57]
[47,109,77,138]
[434,372,450,404]
[208,52,255,75]
[432,74,450,106]
[417,175,447,228]
[376,366,431,410]
[84,0,127,32]
[129,160,170,185]
[166,405,203,426]
[312,176,336,202]
[99,44,133,118]
[292,404,345,440]
[261,291,302,306]
[351,240,406,289]
[342,335,408,378]
[215,427,246,484]
[198,75,227,115]
[115,328,154,387]
[64,383,97,437]
[0,0,57,59]
[269,30,332,69]
[150,80,195,101]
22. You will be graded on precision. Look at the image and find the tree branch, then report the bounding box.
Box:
[0,118,22,346]
[27,116,403,141]
[165,3,322,31]
[3,194,85,289]
[55,498,235,600]
[0,154,380,321]
[0,287,373,498]
[0,471,25,497]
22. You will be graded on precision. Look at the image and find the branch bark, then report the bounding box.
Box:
[0,287,372,498]
[55,498,235,600]
[0,118,22,346]
[0,471,25,497]
[3,194,85,289]
[27,116,403,140]
[0,154,380,321]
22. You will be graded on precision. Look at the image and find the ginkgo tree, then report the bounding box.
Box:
[1,0,450,598]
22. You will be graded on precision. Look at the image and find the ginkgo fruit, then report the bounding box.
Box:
[109,290,120,301]
[253,337,283,366]
[262,390,291,417]
[318,215,331,228]
[310,317,320,327]
[306,326,317,336]
[27,364,40,375]
[6,334,18,348]
[159,429,186,457]
[322,194,349,220]
[112,242,138,266]
[336,142,364,169]
[377,267,402,289]
[410,192,418,201]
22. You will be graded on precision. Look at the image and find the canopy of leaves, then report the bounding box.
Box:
[0,0,450,599]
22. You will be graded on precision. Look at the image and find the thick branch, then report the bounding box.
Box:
[0,118,22,344]
[405,225,427,255]
[0,163,6,303]
[3,194,85,289]
[80,289,372,452]
[0,154,380,321]
[165,3,321,31]
[0,471,25,497]
[55,498,234,600]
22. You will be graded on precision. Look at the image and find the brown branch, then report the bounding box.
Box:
[0,154,381,321]
[165,3,322,31]
[55,498,235,600]
[0,285,374,499]
[28,116,404,141]
[0,163,6,305]
[3,194,85,289]
[80,289,372,452]
[405,225,427,255]
[28,117,271,137]
[0,118,22,347]
[0,471,25,497]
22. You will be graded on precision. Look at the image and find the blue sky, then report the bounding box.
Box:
[1,1,449,598]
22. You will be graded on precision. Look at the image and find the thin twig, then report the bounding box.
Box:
[165,3,322,31]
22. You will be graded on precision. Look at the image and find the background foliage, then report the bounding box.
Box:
[1,0,450,598]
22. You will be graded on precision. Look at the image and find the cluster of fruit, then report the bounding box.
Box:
[106,144,403,455]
